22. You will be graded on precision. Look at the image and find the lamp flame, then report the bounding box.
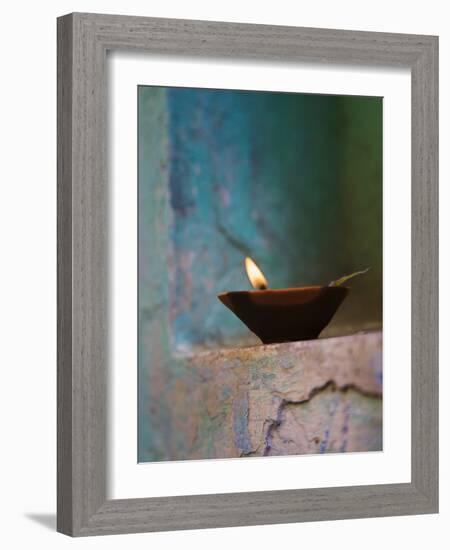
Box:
[245,257,268,290]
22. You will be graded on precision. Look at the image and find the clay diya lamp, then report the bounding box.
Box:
[218,257,368,345]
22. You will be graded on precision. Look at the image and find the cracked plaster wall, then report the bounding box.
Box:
[139,331,382,462]
[138,87,383,462]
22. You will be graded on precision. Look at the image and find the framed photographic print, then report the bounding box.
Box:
[57,13,438,536]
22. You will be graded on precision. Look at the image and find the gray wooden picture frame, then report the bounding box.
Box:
[57,12,438,537]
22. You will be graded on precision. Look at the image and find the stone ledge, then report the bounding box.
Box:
[141,331,382,462]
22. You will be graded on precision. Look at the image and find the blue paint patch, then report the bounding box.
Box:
[371,350,383,390]
[319,428,330,453]
[340,403,351,452]
[232,393,252,455]
[376,368,383,387]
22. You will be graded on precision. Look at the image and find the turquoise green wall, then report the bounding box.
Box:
[138,86,382,350]
[138,86,383,462]
[334,96,383,330]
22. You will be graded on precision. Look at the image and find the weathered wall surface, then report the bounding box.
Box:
[139,86,383,351]
[138,86,383,462]
[139,332,382,462]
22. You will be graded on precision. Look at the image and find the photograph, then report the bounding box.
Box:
[0,2,438,543]
[138,85,383,462]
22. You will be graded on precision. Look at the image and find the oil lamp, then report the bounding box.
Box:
[218,257,368,344]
